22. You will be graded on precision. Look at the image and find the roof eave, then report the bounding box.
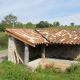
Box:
[6,30,35,47]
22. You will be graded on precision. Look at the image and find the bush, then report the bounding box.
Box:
[0,34,8,48]
[67,63,80,73]
[0,59,28,80]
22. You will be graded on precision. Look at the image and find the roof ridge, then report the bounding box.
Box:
[35,29,50,43]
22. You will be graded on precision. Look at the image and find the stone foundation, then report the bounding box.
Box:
[27,58,78,71]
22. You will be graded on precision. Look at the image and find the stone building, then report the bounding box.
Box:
[6,28,80,66]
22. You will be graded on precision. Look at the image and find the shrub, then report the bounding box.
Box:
[67,64,80,73]
[0,59,28,80]
[0,34,8,48]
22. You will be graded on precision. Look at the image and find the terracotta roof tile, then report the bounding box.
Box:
[36,29,80,45]
[6,28,80,47]
[6,28,48,47]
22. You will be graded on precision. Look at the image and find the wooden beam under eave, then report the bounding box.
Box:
[6,32,35,47]
[24,44,29,65]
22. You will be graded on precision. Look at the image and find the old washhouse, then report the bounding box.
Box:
[6,28,79,71]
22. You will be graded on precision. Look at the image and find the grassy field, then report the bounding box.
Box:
[0,32,6,37]
[0,59,80,80]
[23,24,36,28]
[51,26,80,29]
[0,32,8,51]
[23,24,80,29]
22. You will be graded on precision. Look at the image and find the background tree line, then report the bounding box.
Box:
[0,13,80,32]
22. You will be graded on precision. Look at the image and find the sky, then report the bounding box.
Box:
[0,0,80,25]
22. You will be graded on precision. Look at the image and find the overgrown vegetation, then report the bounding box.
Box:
[0,32,8,50]
[0,59,27,80]
[0,59,80,80]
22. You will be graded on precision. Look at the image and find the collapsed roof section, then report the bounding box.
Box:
[6,28,80,47]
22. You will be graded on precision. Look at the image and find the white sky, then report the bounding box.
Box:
[0,0,80,25]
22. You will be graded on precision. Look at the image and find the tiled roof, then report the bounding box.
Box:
[6,28,80,47]
[37,29,80,44]
[6,28,48,47]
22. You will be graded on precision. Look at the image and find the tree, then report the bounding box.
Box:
[36,21,49,28]
[2,14,17,28]
[49,23,53,27]
[26,22,33,28]
[53,22,56,27]
[36,21,45,28]
[45,21,49,27]
[15,22,23,28]
[53,21,60,27]
[56,21,60,26]
[0,23,5,31]
[70,22,74,26]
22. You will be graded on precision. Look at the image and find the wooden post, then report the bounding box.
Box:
[41,45,45,58]
[24,44,29,65]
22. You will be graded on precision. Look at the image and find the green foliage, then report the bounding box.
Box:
[0,60,80,80]
[0,14,24,29]
[0,59,27,80]
[26,22,33,28]
[15,22,23,28]
[28,63,80,80]
[0,23,5,32]
[53,21,60,27]
[50,26,80,29]
[45,21,49,27]
[67,64,80,73]
[36,21,49,28]
[0,32,8,50]
[70,22,74,26]
[3,13,17,27]
[23,23,36,28]
[35,64,61,74]
[49,23,53,27]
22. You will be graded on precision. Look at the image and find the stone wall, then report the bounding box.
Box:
[8,36,16,63]
[27,44,80,60]
[45,44,80,60]
[29,45,42,61]
[8,36,80,63]
[15,39,42,62]
[15,39,25,63]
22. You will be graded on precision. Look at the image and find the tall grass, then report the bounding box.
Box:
[0,59,27,80]
[0,60,80,80]
[0,32,8,50]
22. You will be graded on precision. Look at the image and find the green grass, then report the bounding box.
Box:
[0,59,27,80]
[27,64,80,80]
[0,59,80,80]
[22,24,80,29]
[0,47,7,51]
[0,32,6,37]
[50,26,80,29]
[23,24,36,28]
[0,32,8,51]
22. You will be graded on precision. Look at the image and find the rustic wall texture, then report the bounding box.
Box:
[15,39,42,62]
[29,45,42,61]
[8,36,80,63]
[15,39,25,62]
[45,44,80,60]
[29,44,80,60]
